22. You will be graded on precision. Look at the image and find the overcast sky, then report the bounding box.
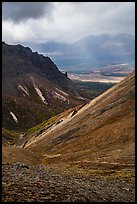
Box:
[2,2,135,45]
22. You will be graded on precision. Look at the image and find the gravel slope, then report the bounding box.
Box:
[2,163,135,202]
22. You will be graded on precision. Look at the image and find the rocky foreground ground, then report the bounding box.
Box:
[2,162,135,202]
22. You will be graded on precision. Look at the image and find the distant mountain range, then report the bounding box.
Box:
[27,33,135,72]
[2,42,86,132]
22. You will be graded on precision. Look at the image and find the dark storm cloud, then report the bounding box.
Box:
[2,2,54,22]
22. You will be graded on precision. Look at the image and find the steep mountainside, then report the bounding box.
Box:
[2,41,79,94]
[23,71,135,165]
[2,42,86,132]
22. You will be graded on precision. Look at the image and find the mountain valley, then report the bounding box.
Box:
[2,2,135,202]
[2,71,135,202]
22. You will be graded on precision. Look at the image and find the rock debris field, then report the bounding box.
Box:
[2,162,135,202]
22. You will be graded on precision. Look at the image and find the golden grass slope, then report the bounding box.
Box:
[22,71,135,165]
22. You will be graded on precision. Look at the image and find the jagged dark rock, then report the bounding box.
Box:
[2,42,86,132]
[2,42,78,95]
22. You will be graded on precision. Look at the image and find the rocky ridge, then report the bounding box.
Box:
[2,42,86,132]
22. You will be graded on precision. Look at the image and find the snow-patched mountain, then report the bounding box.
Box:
[2,42,86,131]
